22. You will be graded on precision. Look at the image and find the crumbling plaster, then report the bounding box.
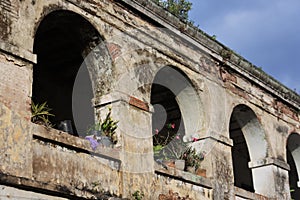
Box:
[0,0,299,199]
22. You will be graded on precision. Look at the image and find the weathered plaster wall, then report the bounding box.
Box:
[0,52,32,178]
[0,185,68,200]
[0,0,299,199]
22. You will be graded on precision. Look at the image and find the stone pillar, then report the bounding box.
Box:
[249,158,291,199]
[93,92,154,198]
[0,43,36,179]
[193,134,235,200]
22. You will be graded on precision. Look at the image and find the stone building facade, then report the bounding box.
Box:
[0,0,299,199]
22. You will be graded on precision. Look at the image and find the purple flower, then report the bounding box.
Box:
[85,136,99,150]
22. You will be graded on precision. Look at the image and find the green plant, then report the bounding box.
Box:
[290,188,295,200]
[153,123,206,172]
[88,108,118,143]
[164,137,188,160]
[31,101,54,127]
[153,123,188,160]
[153,144,164,158]
[153,0,192,22]
[100,107,118,143]
[182,147,205,170]
[87,121,102,134]
[159,190,193,200]
[220,49,234,60]
[132,190,144,200]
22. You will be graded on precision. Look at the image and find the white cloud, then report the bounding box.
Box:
[189,0,300,92]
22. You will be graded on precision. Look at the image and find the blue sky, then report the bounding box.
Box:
[188,0,300,94]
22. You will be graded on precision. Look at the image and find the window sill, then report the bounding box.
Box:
[155,165,212,189]
[234,186,268,200]
[32,124,121,162]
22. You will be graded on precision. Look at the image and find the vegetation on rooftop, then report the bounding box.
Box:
[152,0,192,22]
[151,0,300,101]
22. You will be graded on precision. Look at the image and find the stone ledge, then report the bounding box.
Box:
[234,187,269,200]
[155,168,213,189]
[32,124,121,162]
[0,172,80,198]
[0,173,126,199]
[0,184,68,200]
[249,157,290,171]
[194,134,233,147]
[0,40,37,63]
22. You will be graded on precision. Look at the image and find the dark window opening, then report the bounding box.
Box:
[229,106,255,192]
[151,83,183,144]
[33,11,98,136]
[151,67,189,148]
[287,133,300,199]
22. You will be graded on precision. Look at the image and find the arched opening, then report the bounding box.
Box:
[151,83,183,143]
[287,133,300,199]
[229,104,267,192]
[151,67,184,143]
[229,105,254,192]
[151,66,202,158]
[33,10,106,136]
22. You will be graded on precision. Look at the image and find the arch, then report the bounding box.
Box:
[287,132,300,199]
[33,10,112,136]
[33,6,102,41]
[151,66,202,141]
[229,104,268,192]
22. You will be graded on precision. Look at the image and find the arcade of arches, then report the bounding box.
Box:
[0,0,299,199]
[32,9,300,200]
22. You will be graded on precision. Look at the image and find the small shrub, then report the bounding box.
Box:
[100,107,118,144]
[159,190,193,200]
[31,101,54,127]
[132,190,144,200]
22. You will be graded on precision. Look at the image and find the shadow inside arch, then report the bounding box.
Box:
[229,104,268,192]
[151,65,203,136]
[287,132,300,199]
[33,10,111,136]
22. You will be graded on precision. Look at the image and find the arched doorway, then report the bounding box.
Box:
[287,133,300,199]
[33,10,109,136]
[229,104,268,192]
[151,66,202,157]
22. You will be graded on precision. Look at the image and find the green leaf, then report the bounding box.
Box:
[31,101,54,127]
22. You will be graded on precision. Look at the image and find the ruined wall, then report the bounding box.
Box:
[0,0,299,199]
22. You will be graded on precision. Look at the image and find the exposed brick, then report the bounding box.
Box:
[275,101,299,121]
[129,96,149,111]
[220,67,237,83]
[107,42,121,61]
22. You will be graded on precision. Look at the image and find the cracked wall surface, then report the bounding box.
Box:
[0,0,299,199]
